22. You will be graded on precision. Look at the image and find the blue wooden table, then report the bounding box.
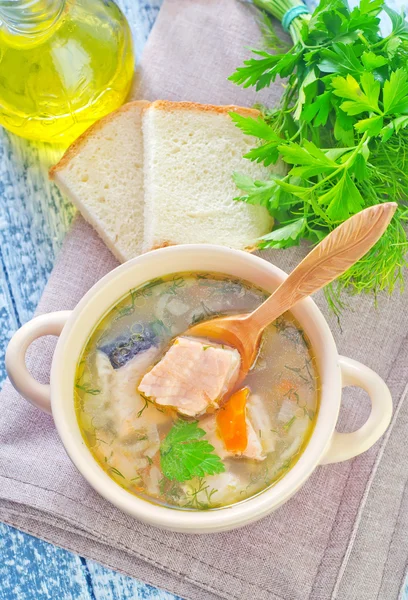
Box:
[1,0,408,598]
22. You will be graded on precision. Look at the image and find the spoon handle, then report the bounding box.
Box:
[248,202,397,331]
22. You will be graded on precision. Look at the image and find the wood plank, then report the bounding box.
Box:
[87,561,179,600]
[0,523,93,600]
[121,0,163,56]
[403,576,408,600]
[0,250,19,385]
[0,134,74,325]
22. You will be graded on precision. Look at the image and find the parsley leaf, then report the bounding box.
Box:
[354,115,383,136]
[380,115,408,141]
[319,172,364,221]
[331,72,380,115]
[359,0,384,14]
[318,43,364,76]
[244,142,280,165]
[229,50,285,90]
[361,51,388,71]
[160,420,225,483]
[302,91,332,127]
[383,69,408,114]
[383,6,408,40]
[233,172,281,210]
[280,140,337,168]
[259,218,306,249]
[229,112,281,141]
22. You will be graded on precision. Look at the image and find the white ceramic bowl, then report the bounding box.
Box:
[6,245,392,533]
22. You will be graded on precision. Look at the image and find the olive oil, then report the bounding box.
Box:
[0,0,134,143]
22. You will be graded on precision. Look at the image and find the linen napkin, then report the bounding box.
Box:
[1,1,408,599]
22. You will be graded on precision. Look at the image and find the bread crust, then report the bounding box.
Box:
[146,241,258,253]
[148,241,176,252]
[50,99,258,179]
[144,100,260,118]
[49,100,150,179]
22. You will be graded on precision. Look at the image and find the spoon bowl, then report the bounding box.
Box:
[187,312,261,386]
[186,202,397,389]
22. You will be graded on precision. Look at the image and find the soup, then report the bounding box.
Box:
[75,272,319,510]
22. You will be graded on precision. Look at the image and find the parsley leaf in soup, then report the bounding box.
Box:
[160,420,225,483]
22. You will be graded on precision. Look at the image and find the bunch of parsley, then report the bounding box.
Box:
[230,0,408,312]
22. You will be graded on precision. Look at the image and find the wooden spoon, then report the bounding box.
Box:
[186,202,397,385]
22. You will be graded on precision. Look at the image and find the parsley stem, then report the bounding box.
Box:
[357,32,370,47]
[370,33,393,49]
[343,132,370,167]
[252,0,310,46]
[305,132,370,194]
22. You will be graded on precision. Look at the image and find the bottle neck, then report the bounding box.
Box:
[0,0,66,35]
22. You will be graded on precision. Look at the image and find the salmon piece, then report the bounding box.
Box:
[138,337,240,417]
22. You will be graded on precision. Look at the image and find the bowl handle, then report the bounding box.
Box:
[320,356,393,465]
[5,311,72,415]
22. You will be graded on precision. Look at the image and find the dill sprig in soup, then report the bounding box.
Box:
[75,272,319,510]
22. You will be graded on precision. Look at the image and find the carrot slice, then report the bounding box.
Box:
[216,387,250,453]
[276,379,296,395]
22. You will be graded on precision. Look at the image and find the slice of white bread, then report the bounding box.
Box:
[50,100,149,262]
[142,100,273,251]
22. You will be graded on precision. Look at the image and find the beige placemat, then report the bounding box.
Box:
[1,2,408,599]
